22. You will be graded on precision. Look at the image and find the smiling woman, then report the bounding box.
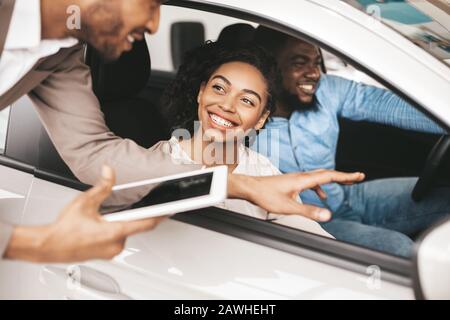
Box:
[197,62,270,143]
[157,41,334,238]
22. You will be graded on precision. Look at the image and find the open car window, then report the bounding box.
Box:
[147,5,257,72]
[140,3,448,268]
[322,49,385,88]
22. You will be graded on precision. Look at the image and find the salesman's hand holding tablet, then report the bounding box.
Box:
[4,165,165,263]
[102,166,228,222]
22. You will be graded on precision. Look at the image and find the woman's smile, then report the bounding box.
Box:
[208,112,240,130]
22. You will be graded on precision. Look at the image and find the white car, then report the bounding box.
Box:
[0,0,449,300]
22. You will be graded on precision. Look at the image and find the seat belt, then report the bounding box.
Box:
[0,0,16,62]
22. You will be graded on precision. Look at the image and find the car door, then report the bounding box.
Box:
[0,55,414,300]
[0,105,33,227]
[0,95,119,300]
[1,0,436,300]
[0,98,57,299]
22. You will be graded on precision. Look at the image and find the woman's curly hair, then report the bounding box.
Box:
[162,41,279,135]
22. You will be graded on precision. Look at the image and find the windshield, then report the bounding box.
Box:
[342,0,450,67]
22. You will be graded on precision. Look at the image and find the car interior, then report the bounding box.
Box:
[2,11,449,266]
[15,21,449,189]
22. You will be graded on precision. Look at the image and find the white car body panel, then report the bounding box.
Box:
[0,165,32,225]
[416,220,450,300]
[0,177,414,299]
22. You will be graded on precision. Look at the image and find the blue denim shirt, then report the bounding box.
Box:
[254,75,446,212]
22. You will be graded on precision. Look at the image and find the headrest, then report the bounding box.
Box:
[218,23,256,47]
[171,22,205,70]
[85,39,151,102]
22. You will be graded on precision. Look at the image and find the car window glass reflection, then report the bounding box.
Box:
[0,107,9,153]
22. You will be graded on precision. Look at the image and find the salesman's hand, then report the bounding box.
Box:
[229,170,365,222]
[4,166,164,263]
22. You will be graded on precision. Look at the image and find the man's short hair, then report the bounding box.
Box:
[255,26,315,57]
[254,26,293,55]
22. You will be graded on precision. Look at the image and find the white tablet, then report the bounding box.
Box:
[102,166,228,222]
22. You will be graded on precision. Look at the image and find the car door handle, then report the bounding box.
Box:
[40,265,131,300]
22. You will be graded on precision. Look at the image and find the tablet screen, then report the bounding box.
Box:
[111,172,214,211]
[133,172,213,208]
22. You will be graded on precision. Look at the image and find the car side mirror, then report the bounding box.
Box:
[413,218,450,299]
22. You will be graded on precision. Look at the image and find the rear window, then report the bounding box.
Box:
[146,5,257,72]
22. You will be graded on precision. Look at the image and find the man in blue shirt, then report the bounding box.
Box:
[254,27,450,258]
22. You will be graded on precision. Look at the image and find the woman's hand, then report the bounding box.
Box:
[228,170,365,222]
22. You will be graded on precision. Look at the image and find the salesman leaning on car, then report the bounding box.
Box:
[0,0,365,263]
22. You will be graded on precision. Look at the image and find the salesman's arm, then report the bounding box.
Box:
[29,45,198,188]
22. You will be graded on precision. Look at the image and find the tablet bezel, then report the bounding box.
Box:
[103,166,228,222]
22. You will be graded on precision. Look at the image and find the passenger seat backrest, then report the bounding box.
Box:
[86,40,170,148]
[85,40,151,103]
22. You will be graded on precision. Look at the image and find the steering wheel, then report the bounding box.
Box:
[412,135,450,202]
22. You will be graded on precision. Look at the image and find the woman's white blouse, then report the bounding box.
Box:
[167,137,334,238]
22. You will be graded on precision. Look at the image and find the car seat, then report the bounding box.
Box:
[85,39,170,149]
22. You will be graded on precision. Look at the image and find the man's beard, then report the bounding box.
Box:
[80,3,124,62]
[280,88,318,112]
[79,26,123,62]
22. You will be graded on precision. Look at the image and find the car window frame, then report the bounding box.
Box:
[161,0,450,285]
[0,106,10,154]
